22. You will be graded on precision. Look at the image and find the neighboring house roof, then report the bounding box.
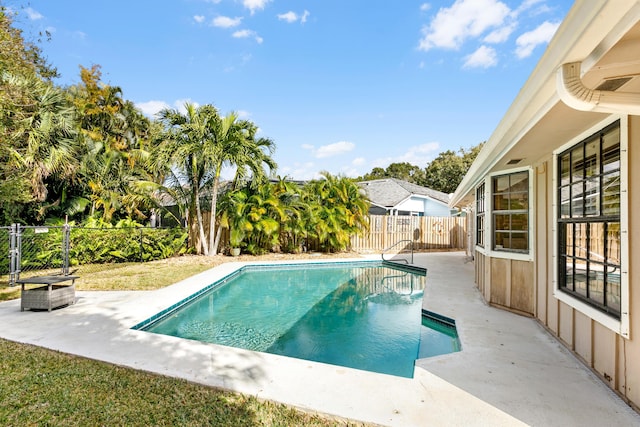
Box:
[358,178,450,208]
[450,0,640,207]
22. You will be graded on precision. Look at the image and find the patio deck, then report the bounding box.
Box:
[0,252,638,426]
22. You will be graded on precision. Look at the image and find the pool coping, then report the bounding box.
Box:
[0,252,638,426]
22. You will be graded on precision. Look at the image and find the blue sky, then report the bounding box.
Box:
[10,0,573,180]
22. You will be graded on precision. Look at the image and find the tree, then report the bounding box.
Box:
[219,174,369,255]
[69,65,154,223]
[303,173,369,252]
[0,8,61,223]
[358,166,387,181]
[422,143,484,194]
[154,103,218,254]
[357,162,425,184]
[205,113,276,255]
[220,183,284,255]
[153,103,278,255]
[272,177,306,253]
[0,7,57,81]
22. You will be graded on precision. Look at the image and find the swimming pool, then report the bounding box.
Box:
[134,261,459,378]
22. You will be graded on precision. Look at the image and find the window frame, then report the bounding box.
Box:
[552,115,629,338]
[491,170,530,254]
[475,183,486,248]
[481,168,533,261]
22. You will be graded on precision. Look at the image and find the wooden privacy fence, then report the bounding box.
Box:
[195,214,467,254]
[350,215,467,253]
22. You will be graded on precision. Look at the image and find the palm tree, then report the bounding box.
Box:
[207,115,277,254]
[272,177,306,253]
[228,120,277,190]
[154,103,219,255]
[303,173,369,252]
[152,104,277,255]
[220,184,284,255]
[2,73,80,213]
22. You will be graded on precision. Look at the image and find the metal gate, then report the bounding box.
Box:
[4,224,70,286]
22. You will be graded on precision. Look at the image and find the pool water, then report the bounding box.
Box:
[139,262,459,378]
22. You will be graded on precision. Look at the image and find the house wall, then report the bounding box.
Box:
[395,197,425,213]
[473,115,640,409]
[532,116,639,408]
[472,167,535,316]
[424,198,452,217]
[473,254,535,316]
[395,196,451,217]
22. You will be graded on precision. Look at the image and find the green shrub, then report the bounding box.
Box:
[5,226,188,274]
[68,227,188,265]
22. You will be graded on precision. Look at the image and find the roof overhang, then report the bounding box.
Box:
[450,0,640,208]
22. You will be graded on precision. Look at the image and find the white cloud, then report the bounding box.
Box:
[236,110,251,119]
[243,0,271,15]
[420,3,431,12]
[352,157,366,166]
[402,142,441,163]
[316,141,355,158]
[232,29,263,44]
[213,16,242,28]
[372,142,440,168]
[483,22,516,43]
[233,29,251,38]
[278,11,297,23]
[515,20,559,58]
[25,7,43,20]
[418,0,510,51]
[463,45,498,68]
[135,100,170,117]
[339,166,360,178]
[515,0,545,15]
[303,141,355,159]
[280,162,319,180]
[194,15,205,24]
[278,10,310,24]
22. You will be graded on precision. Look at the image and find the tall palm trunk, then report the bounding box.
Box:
[208,169,221,255]
[192,154,208,255]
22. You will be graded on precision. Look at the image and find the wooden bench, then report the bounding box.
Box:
[17,275,78,312]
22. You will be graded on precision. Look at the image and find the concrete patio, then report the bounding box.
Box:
[0,252,638,426]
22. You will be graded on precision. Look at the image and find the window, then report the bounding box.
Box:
[475,183,485,247]
[557,121,621,318]
[492,171,529,252]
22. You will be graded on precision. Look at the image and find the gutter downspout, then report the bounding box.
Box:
[557,62,640,114]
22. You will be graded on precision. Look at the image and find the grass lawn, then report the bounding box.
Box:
[0,253,370,426]
[0,339,363,426]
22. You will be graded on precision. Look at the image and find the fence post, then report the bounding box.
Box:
[9,224,22,286]
[62,223,70,275]
[9,224,16,286]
